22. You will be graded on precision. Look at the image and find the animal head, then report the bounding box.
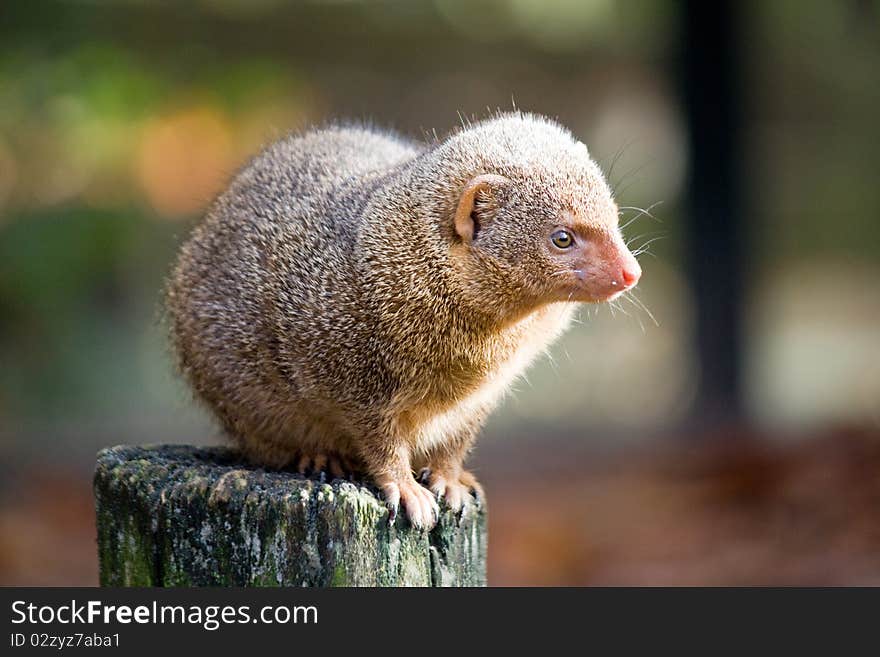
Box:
[441,113,641,314]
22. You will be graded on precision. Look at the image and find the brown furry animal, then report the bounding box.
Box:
[166,112,642,528]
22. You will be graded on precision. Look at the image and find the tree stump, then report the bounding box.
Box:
[94,445,487,586]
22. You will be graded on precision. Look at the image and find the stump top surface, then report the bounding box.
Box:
[96,443,394,516]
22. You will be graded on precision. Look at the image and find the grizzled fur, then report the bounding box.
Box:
[166,112,624,528]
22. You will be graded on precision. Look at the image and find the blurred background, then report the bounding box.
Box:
[1,0,879,585]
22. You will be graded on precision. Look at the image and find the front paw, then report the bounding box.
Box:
[418,468,484,512]
[380,475,439,530]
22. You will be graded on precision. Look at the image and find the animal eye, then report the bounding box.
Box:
[551,230,574,249]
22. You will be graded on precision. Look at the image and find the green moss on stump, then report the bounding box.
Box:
[94,445,487,587]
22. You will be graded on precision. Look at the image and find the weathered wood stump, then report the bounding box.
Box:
[94,445,487,586]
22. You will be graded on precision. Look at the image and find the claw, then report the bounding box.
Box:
[387,502,398,525]
[382,481,401,526]
[471,487,481,507]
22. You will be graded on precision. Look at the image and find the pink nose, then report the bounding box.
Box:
[621,261,641,287]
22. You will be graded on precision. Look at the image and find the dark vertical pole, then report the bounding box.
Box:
[680,1,746,425]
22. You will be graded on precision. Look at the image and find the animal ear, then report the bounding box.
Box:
[454,174,510,243]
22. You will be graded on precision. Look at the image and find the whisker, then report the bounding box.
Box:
[618,200,664,223]
[611,299,630,317]
[545,349,558,373]
[630,229,667,242]
[626,291,659,327]
[632,305,646,333]
[614,297,645,333]
[620,294,646,332]
[632,235,667,256]
[635,235,666,249]
[603,140,635,184]
[620,214,640,231]
[611,158,653,198]
[625,230,665,249]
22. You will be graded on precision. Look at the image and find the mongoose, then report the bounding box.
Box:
[166,112,642,529]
